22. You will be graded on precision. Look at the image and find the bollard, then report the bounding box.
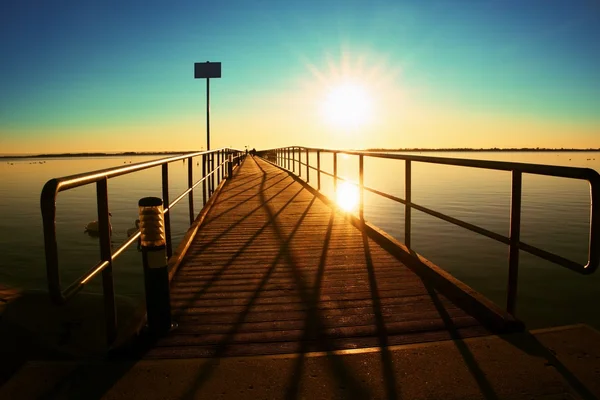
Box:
[138,197,174,336]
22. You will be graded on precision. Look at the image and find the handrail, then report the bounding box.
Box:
[40,147,244,344]
[262,146,600,316]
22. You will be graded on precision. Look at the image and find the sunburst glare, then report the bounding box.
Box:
[298,48,404,139]
[321,82,372,128]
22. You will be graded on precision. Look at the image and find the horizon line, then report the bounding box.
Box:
[1,147,600,159]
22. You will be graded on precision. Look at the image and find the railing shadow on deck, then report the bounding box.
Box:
[260,146,600,321]
[174,157,371,399]
[259,151,600,399]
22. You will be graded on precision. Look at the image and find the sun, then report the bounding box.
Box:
[336,181,359,211]
[298,48,402,134]
[321,82,372,128]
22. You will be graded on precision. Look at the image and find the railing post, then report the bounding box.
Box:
[507,170,522,315]
[188,156,194,225]
[292,147,295,173]
[359,154,364,220]
[211,153,215,196]
[220,150,224,182]
[405,160,411,249]
[41,180,62,304]
[317,150,321,190]
[217,150,221,185]
[306,148,309,182]
[287,148,290,170]
[298,147,302,178]
[161,164,173,258]
[96,178,117,345]
[227,153,233,178]
[333,152,338,194]
[202,154,207,206]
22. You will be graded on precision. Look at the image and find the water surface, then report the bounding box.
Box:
[1,152,598,329]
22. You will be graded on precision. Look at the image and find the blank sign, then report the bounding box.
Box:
[194,62,222,79]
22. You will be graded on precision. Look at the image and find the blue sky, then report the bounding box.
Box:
[1,0,599,153]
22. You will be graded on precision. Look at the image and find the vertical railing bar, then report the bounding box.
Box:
[333,152,338,194]
[317,150,321,190]
[96,178,117,345]
[359,154,364,220]
[162,164,173,258]
[217,151,221,185]
[211,153,215,196]
[287,148,290,170]
[298,147,302,178]
[292,147,295,173]
[188,156,194,225]
[507,170,522,315]
[590,178,600,270]
[306,148,310,183]
[41,185,62,304]
[202,154,207,206]
[405,160,412,249]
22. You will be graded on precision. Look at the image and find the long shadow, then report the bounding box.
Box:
[285,211,334,399]
[178,158,321,399]
[498,330,596,399]
[219,173,263,192]
[172,183,306,317]
[422,260,594,398]
[207,172,288,216]
[423,281,500,399]
[359,224,399,400]
[252,160,371,400]
[191,179,296,253]
[35,359,141,400]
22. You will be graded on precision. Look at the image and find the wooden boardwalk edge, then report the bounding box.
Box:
[167,160,245,281]
[117,158,247,346]
[259,156,525,334]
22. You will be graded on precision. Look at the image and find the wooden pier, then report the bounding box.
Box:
[145,156,503,359]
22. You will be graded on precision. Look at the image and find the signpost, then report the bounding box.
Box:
[195,61,221,195]
[194,61,221,151]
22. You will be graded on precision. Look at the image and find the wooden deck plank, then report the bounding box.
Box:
[149,156,491,358]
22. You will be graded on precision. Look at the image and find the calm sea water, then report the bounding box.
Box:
[0,152,599,330]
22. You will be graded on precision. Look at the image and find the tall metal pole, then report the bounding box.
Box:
[206,78,211,151]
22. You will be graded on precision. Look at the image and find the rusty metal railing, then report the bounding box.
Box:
[40,148,243,344]
[262,147,600,316]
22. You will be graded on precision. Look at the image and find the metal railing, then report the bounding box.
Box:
[40,148,243,344]
[263,147,600,316]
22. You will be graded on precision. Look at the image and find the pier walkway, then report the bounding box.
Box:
[147,156,494,358]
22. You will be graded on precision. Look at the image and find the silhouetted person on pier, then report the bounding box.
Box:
[250,148,256,157]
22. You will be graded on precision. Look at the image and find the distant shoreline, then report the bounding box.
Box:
[0,151,195,159]
[1,148,599,159]
[364,148,600,152]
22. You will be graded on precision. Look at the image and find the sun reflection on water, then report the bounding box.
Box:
[336,181,359,212]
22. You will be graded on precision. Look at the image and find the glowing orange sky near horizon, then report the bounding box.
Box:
[3,50,597,155]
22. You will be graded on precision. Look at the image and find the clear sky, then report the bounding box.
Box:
[1,0,599,154]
